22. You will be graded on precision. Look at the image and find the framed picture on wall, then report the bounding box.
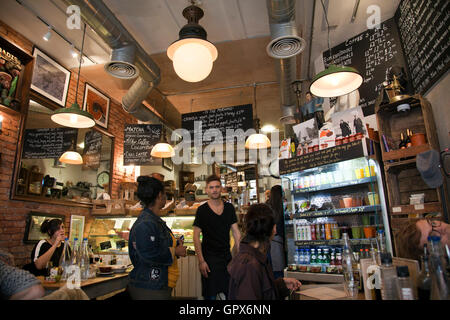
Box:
[83,83,110,129]
[30,47,71,107]
[68,215,85,245]
[162,157,173,171]
[23,212,65,244]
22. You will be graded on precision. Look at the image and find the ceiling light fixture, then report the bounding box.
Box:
[309,0,363,98]
[245,84,271,150]
[261,124,276,133]
[151,125,175,158]
[51,24,95,129]
[43,26,52,41]
[167,1,218,82]
[70,44,79,58]
[59,139,83,165]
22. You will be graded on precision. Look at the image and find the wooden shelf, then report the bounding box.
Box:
[295,238,376,246]
[381,144,431,162]
[390,202,442,216]
[384,157,417,170]
[0,103,20,116]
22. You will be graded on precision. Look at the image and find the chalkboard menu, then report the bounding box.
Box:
[279,139,365,175]
[82,130,102,169]
[22,128,78,159]
[182,104,253,146]
[395,0,450,95]
[123,124,161,166]
[322,18,407,116]
[225,172,238,191]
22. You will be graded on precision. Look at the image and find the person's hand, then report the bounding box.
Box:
[54,231,65,245]
[198,260,210,278]
[283,278,301,292]
[175,244,187,257]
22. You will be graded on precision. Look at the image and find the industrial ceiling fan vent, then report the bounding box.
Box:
[266,35,306,59]
[104,45,139,79]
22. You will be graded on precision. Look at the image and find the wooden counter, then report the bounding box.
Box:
[292,283,365,300]
[38,273,129,300]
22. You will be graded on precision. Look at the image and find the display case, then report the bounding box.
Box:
[279,139,393,283]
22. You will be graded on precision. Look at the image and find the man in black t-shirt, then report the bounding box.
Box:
[193,175,241,300]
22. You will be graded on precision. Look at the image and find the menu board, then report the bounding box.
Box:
[22,128,78,159]
[279,139,365,175]
[123,124,161,166]
[225,172,238,191]
[395,0,450,94]
[322,18,407,116]
[181,104,253,146]
[82,130,102,169]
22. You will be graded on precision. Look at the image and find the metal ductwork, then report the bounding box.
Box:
[61,0,163,122]
[266,0,305,125]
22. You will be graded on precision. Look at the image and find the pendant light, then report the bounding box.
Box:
[309,0,363,98]
[51,24,95,128]
[245,84,271,150]
[59,139,83,165]
[167,1,218,82]
[150,125,175,158]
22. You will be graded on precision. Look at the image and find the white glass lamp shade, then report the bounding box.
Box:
[310,64,363,98]
[245,133,271,150]
[51,103,95,128]
[150,142,175,158]
[59,151,83,165]
[167,38,218,82]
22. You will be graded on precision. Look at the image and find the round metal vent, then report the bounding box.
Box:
[104,61,139,79]
[266,35,306,59]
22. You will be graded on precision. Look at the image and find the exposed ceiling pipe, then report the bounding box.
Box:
[266,0,306,127]
[60,0,180,125]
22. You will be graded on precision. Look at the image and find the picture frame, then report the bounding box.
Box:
[68,215,85,245]
[162,157,174,171]
[30,47,71,107]
[23,212,65,244]
[83,83,110,129]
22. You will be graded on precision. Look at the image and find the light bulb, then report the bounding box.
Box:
[70,114,78,124]
[43,27,52,41]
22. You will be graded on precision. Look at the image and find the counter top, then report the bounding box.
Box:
[293,283,365,300]
[38,272,129,299]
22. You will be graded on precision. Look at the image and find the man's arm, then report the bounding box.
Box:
[231,223,241,253]
[193,226,210,278]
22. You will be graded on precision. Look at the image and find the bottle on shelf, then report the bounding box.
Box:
[399,132,406,150]
[417,254,432,300]
[341,233,360,298]
[397,266,417,300]
[305,222,312,241]
[311,222,317,241]
[310,248,317,264]
[405,129,412,148]
[379,252,399,300]
[428,236,449,300]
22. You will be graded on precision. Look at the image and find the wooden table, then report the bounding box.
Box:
[292,283,365,300]
[38,273,129,300]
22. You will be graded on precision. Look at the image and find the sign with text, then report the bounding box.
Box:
[181,104,253,146]
[82,130,102,169]
[22,128,78,159]
[123,124,161,166]
[279,140,365,175]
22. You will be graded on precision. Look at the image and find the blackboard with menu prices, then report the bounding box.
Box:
[322,17,407,116]
[181,104,253,146]
[225,172,238,192]
[22,128,78,159]
[82,130,102,169]
[279,139,365,175]
[395,0,450,95]
[123,124,161,166]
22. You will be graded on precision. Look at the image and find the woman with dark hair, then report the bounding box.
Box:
[268,185,286,279]
[128,176,187,300]
[227,204,301,300]
[27,219,66,276]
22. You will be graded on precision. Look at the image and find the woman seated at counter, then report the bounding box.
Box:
[127,176,187,300]
[24,219,66,276]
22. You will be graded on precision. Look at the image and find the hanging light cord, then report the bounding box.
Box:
[320,0,334,64]
[75,23,87,107]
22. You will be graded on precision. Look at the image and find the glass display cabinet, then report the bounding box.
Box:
[279,140,393,283]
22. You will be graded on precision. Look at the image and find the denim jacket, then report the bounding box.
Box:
[128,208,174,290]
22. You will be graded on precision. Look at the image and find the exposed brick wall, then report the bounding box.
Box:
[0,20,137,267]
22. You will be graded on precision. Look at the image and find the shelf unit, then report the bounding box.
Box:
[292,176,377,194]
[375,94,449,254]
[293,205,382,219]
